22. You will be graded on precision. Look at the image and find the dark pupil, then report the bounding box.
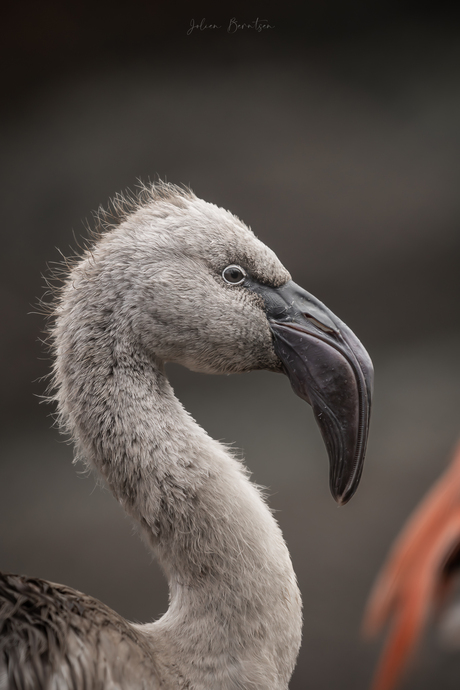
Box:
[225,267,243,283]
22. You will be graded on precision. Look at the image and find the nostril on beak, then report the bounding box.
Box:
[303,313,335,334]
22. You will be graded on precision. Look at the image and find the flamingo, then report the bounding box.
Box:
[0,183,373,689]
[364,438,460,690]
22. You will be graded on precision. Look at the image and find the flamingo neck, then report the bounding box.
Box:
[57,334,302,689]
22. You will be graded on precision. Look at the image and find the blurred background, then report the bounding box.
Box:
[1,1,460,688]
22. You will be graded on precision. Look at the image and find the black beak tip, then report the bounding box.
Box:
[330,450,366,506]
[332,484,356,507]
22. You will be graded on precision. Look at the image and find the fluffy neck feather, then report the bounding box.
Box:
[54,278,302,690]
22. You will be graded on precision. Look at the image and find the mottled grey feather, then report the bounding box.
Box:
[0,573,157,690]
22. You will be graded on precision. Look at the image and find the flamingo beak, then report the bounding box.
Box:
[251,279,373,505]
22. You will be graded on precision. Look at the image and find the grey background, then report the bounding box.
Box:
[1,3,460,688]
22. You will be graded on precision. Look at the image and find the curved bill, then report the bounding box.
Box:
[251,279,373,505]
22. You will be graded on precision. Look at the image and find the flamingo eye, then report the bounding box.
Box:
[222,265,246,285]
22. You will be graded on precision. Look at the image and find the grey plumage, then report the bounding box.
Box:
[0,182,370,689]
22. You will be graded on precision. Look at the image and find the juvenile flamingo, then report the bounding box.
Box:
[0,183,373,689]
